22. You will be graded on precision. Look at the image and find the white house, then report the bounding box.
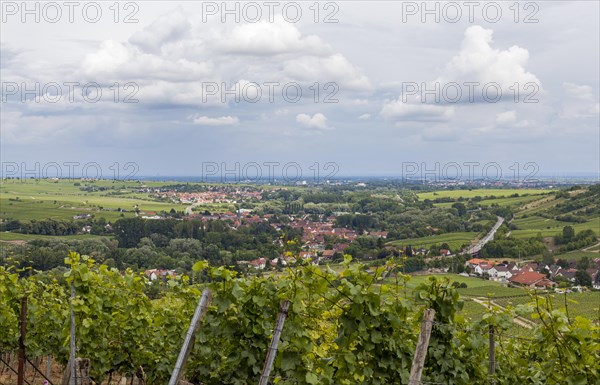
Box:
[474,262,494,276]
[489,265,513,282]
[249,257,267,269]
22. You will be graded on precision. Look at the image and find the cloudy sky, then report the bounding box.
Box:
[1,1,598,178]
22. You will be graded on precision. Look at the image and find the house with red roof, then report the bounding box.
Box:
[509,271,555,289]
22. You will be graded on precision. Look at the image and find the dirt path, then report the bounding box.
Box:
[0,239,27,245]
[471,298,534,329]
[184,201,203,215]
[582,241,600,252]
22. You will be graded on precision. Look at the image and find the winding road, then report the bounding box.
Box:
[465,216,504,255]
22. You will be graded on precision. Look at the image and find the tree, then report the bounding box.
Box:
[451,202,467,217]
[113,217,145,248]
[576,257,590,270]
[574,270,592,287]
[562,226,575,241]
[541,251,554,267]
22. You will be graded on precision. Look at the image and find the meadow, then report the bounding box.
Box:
[433,194,548,208]
[384,273,600,327]
[510,218,600,239]
[492,291,600,323]
[550,250,600,261]
[388,232,479,251]
[0,179,186,222]
[0,232,110,242]
[417,188,552,200]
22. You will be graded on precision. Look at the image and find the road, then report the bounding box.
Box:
[465,216,504,255]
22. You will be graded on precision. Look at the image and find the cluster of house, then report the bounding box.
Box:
[150,187,263,204]
[143,269,177,281]
[234,217,390,269]
[465,258,600,290]
[73,213,92,220]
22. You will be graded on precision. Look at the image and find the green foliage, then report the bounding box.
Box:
[1,254,599,384]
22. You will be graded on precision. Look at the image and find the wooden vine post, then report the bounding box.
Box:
[409,308,436,385]
[258,300,291,385]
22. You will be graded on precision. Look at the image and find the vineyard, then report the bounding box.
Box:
[1,253,599,385]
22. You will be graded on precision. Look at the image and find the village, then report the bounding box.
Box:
[464,257,600,291]
[139,201,600,294]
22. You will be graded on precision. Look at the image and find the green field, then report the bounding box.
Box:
[434,194,548,209]
[511,218,600,239]
[493,291,600,323]
[550,251,599,261]
[390,273,599,326]
[458,285,526,298]
[404,274,499,289]
[0,179,187,222]
[417,189,552,200]
[0,232,111,242]
[388,232,479,251]
[512,216,567,229]
[587,243,600,252]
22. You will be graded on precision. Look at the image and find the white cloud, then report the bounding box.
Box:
[496,110,517,124]
[440,26,541,100]
[129,9,191,53]
[381,101,455,122]
[561,82,600,118]
[2,2,599,174]
[219,17,330,56]
[77,12,371,102]
[495,110,530,128]
[192,115,239,126]
[284,54,372,92]
[81,40,212,82]
[296,113,329,129]
[564,82,595,100]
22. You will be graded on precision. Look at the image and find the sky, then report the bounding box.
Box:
[1,1,599,179]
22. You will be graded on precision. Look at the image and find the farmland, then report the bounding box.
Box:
[433,194,549,208]
[0,179,186,222]
[400,273,600,324]
[510,217,600,239]
[416,188,553,200]
[388,232,479,251]
[0,232,110,242]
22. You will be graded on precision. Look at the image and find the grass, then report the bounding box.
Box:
[404,274,499,289]
[512,216,566,230]
[435,194,548,209]
[0,179,187,222]
[460,299,487,322]
[551,251,600,261]
[0,232,112,242]
[401,273,600,324]
[457,285,526,298]
[388,232,479,251]
[493,291,600,324]
[586,243,600,252]
[510,218,600,239]
[385,273,598,327]
[417,189,552,200]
